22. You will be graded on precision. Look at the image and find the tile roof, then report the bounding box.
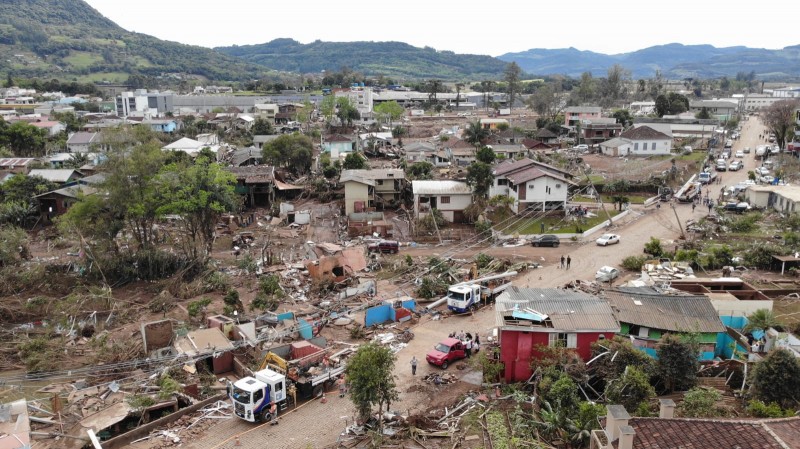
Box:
[626,417,800,449]
[496,287,620,332]
[412,180,472,195]
[565,106,602,113]
[325,134,354,143]
[521,139,553,149]
[620,125,672,141]
[535,128,558,138]
[506,166,575,185]
[603,288,725,333]
[0,158,35,167]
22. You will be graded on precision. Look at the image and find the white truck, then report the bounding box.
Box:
[446,271,517,313]
[229,367,287,423]
[755,145,767,159]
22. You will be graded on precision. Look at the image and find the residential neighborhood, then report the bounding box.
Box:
[2,7,800,449]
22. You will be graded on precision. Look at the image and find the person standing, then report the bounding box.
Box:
[410,356,418,375]
[465,338,472,358]
[692,202,696,212]
[269,402,278,425]
[473,334,481,353]
[566,255,571,270]
[560,255,565,269]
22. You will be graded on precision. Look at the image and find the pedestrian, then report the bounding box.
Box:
[560,255,565,269]
[338,376,347,397]
[692,202,696,212]
[269,401,279,425]
[566,255,571,270]
[708,202,713,214]
[474,335,481,353]
[410,356,418,375]
[540,222,545,233]
[465,338,472,358]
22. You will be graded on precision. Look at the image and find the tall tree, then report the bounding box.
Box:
[0,122,47,157]
[655,94,670,117]
[656,334,699,393]
[763,99,800,151]
[262,133,314,175]
[345,343,399,429]
[574,72,596,104]
[426,79,443,107]
[463,121,489,148]
[374,100,404,129]
[157,158,239,261]
[504,62,522,109]
[601,64,630,106]
[751,348,800,409]
[455,82,465,110]
[335,97,360,126]
[528,84,560,120]
[466,162,492,198]
[319,95,337,126]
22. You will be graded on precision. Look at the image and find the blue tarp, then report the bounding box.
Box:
[297,318,313,339]
[365,300,417,327]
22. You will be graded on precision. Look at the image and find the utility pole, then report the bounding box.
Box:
[670,203,685,240]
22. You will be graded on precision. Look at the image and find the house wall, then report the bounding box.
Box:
[499,330,609,383]
[414,193,472,223]
[511,177,569,213]
[618,323,719,360]
[745,189,771,209]
[324,142,353,159]
[626,138,672,156]
[600,142,633,157]
[344,181,370,215]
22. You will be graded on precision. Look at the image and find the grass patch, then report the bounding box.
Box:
[574,194,648,204]
[63,51,104,69]
[496,208,620,235]
[78,72,131,83]
[676,151,709,162]
[578,174,606,185]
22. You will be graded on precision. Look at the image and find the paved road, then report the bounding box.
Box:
[180,117,770,449]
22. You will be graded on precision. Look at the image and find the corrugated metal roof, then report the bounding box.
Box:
[340,169,405,181]
[495,287,620,332]
[506,167,575,186]
[0,158,35,167]
[412,180,472,195]
[604,288,725,333]
[28,169,81,183]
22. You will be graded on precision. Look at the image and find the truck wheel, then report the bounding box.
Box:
[441,361,448,370]
[261,411,273,422]
[313,384,323,398]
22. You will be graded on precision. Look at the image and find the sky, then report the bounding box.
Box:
[84,0,796,56]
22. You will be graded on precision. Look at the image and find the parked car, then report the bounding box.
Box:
[367,240,399,254]
[426,337,466,369]
[728,161,743,171]
[573,144,589,151]
[721,202,751,213]
[595,266,621,282]
[760,175,775,184]
[596,233,621,246]
[715,160,727,171]
[743,147,751,154]
[735,150,744,158]
[531,234,560,247]
[756,166,770,176]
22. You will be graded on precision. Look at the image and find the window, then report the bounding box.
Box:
[498,179,508,186]
[528,184,534,189]
[440,196,451,204]
[549,333,577,348]
[376,179,383,185]
[253,388,264,403]
[634,143,639,151]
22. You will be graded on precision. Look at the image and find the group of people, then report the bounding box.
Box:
[559,255,572,269]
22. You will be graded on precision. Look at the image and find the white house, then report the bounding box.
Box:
[412,180,473,223]
[745,184,800,213]
[162,137,219,157]
[599,125,672,156]
[322,134,356,159]
[490,158,576,213]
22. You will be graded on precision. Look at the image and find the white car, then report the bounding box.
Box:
[595,266,621,282]
[756,166,770,176]
[743,147,751,154]
[760,175,775,184]
[735,150,744,158]
[574,144,589,151]
[596,233,621,246]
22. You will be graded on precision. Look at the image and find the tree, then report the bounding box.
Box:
[406,161,433,180]
[0,226,29,267]
[374,101,404,129]
[262,133,313,175]
[574,72,596,104]
[463,121,489,148]
[476,146,496,164]
[0,121,47,157]
[643,237,664,257]
[342,152,366,170]
[528,83,560,119]
[655,94,670,117]
[601,64,630,105]
[605,366,655,413]
[251,117,274,135]
[611,109,633,128]
[454,82,465,109]
[466,162,492,198]
[319,95,337,125]
[656,334,699,393]
[743,308,780,333]
[0,174,58,227]
[504,62,522,108]
[426,79,443,107]
[345,343,399,427]
[763,99,800,151]
[335,97,360,126]
[157,158,239,261]
[590,336,654,383]
[696,107,711,120]
[751,348,800,408]
[667,92,689,115]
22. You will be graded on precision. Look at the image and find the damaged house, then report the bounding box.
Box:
[303,243,367,284]
[340,169,405,215]
[226,166,302,208]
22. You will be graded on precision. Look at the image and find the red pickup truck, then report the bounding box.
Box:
[426,338,466,369]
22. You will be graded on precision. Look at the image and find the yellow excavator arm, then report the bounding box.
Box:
[259,351,288,373]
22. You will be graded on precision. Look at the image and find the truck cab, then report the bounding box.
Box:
[230,368,286,423]
[446,285,481,313]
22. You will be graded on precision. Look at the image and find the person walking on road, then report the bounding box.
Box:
[560,255,565,269]
[566,255,571,270]
[410,356,418,375]
[708,201,713,214]
[692,202,696,213]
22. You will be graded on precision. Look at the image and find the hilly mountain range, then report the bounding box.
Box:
[0,0,269,83]
[215,39,508,80]
[0,1,798,83]
[498,43,800,80]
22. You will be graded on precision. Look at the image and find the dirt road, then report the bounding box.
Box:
[184,118,769,449]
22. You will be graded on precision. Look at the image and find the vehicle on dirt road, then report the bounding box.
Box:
[426,337,466,369]
[595,266,621,282]
[595,234,621,246]
[531,234,560,247]
[368,240,399,254]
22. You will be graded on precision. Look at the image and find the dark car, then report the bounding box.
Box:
[368,240,399,254]
[531,234,560,247]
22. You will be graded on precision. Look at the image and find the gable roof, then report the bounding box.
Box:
[231,147,263,166]
[28,169,82,183]
[535,128,558,138]
[506,166,576,185]
[603,288,725,333]
[404,141,437,152]
[0,158,35,168]
[163,137,203,150]
[340,169,404,181]
[496,287,620,332]
[521,139,553,150]
[412,180,472,195]
[325,134,354,143]
[493,157,573,179]
[600,137,628,148]
[226,165,274,184]
[626,417,800,449]
[67,132,98,145]
[620,125,671,141]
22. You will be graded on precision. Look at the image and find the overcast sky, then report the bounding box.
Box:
[84,0,796,56]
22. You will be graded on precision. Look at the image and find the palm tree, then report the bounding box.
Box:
[463,121,489,148]
[744,309,780,332]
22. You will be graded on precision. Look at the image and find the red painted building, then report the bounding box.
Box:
[495,287,620,383]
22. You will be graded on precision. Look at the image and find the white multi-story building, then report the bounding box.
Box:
[335,84,374,115]
[115,90,174,118]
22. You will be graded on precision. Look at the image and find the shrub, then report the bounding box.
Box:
[643,237,663,257]
[746,400,794,418]
[416,276,447,299]
[475,253,494,269]
[680,387,724,418]
[728,213,761,233]
[621,255,647,271]
[742,243,785,269]
[187,297,212,318]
